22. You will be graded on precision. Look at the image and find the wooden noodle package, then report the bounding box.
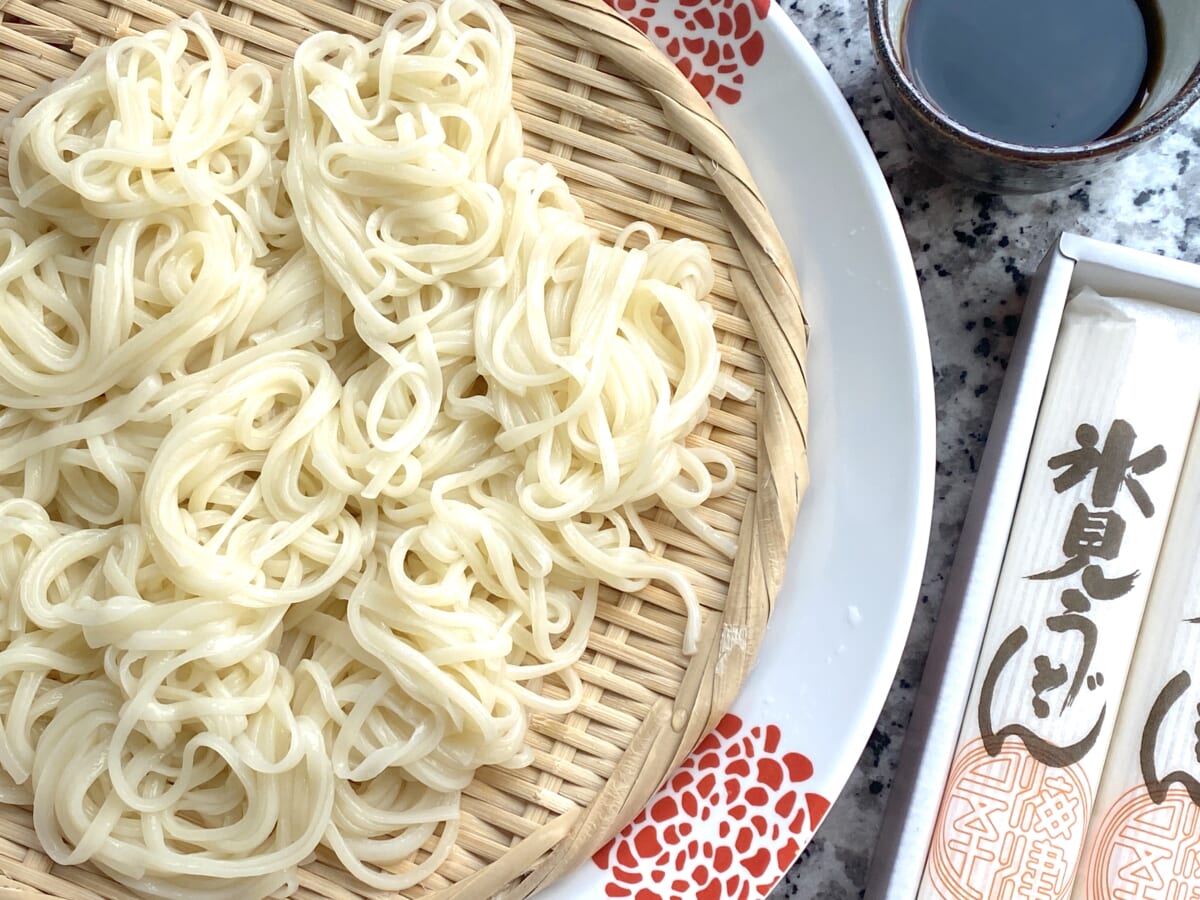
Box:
[918,290,1200,898]
[1073,406,1200,898]
[866,234,1200,899]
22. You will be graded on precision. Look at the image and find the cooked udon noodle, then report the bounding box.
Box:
[0,0,745,895]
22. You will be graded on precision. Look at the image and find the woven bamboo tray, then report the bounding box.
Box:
[0,0,809,896]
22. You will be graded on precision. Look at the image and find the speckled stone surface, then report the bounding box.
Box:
[766,3,1200,898]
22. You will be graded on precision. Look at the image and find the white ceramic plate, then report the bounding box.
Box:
[540,3,935,898]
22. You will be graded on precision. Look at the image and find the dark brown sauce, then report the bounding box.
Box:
[900,0,1164,147]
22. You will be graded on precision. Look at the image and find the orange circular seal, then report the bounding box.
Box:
[1083,784,1200,898]
[926,737,1091,900]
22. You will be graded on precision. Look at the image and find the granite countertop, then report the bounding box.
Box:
[766,2,1200,897]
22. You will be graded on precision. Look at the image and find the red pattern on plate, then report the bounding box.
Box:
[606,0,770,104]
[593,714,829,900]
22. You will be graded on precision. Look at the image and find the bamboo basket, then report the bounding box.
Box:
[0,0,809,896]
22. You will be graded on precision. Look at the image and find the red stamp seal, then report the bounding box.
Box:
[926,737,1091,900]
[1083,784,1200,898]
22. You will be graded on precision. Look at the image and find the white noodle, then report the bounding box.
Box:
[0,1,742,895]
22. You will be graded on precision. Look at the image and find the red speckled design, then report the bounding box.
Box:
[607,0,771,104]
[593,714,829,900]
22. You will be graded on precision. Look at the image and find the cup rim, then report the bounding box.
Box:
[869,0,1200,163]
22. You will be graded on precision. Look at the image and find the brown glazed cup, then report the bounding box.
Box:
[870,0,1200,193]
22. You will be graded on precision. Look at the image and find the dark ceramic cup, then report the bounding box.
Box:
[870,0,1200,193]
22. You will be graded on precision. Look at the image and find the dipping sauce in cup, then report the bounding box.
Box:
[901,0,1163,148]
[869,0,1200,192]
